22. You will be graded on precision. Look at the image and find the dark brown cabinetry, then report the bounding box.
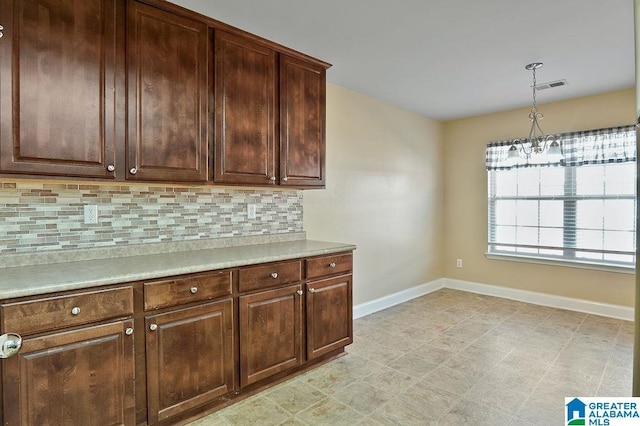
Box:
[0,252,353,425]
[280,55,327,188]
[305,253,353,359]
[213,30,277,185]
[145,299,234,424]
[239,284,303,387]
[126,0,209,182]
[0,0,328,187]
[0,287,135,426]
[0,0,121,178]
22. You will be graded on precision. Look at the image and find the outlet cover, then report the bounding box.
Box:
[84,205,98,224]
[247,204,257,220]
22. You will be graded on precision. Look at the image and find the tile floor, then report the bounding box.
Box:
[188,288,634,425]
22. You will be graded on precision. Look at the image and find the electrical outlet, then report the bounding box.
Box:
[84,205,98,224]
[456,258,463,268]
[247,204,257,220]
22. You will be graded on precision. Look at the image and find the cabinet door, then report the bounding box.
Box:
[2,320,135,426]
[214,30,277,185]
[239,284,302,387]
[306,275,353,360]
[126,0,208,182]
[0,0,120,178]
[145,299,234,424]
[279,55,326,188]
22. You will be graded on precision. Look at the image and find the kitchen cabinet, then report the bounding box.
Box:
[126,0,209,182]
[213,30,277,185]
[0,0,329,187]
[306,253,353,360]
[142,270,234,424]
[279,54,327,188]
[239,284,303,387]
[0,286,135,426]
[0,0,121,178]
[0,248,353,425]
[238,259,304,387]
[145,300,234,424]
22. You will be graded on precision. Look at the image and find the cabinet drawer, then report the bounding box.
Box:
[239,260,302,292]
[306,253,353,279]
[144,270,232,311]
[1,286,133,336]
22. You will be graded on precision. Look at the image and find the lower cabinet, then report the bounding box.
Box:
[239,284,303,387]
[145,299,234,424]
[0,251,353,425]
[2,320,136,426]
[306,274,353,360]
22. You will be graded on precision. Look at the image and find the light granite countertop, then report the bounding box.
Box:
[0,240,356,299]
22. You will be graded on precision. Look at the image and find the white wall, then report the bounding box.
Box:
[304,84,445,305]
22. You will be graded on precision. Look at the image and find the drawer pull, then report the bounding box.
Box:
[329,262,336,268]
[271,272,278,279]
[0,333,22,358]
[125,328,134,336]
[308,288,316,294]
[190,286,198,294]
[107,164,115,172]
[296,289,303,296]
[71,307,81,315]
[149,324,158,331]
[129,167,137,175]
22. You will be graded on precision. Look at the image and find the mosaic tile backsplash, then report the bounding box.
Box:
[0,182,303,254]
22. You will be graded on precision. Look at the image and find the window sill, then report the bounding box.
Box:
[485,252,635,275]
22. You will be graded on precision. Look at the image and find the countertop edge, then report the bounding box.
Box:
[0,240,357,300]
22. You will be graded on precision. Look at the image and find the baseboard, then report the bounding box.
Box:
[445,278,634,321]
[352,277,634,321]
[352,278,445,319]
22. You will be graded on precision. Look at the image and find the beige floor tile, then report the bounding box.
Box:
[186,413,230,425]
[363,366,419,394]
[368,396,440,426]
[407,343,455,365]
[422,365,478,396]
[400,379,458,417]
[264,380,327,415]
[437,399,513,425]
[296,397,364,426]
[386,354,439,378]
[218,396,292,426]
[332,381,395,415]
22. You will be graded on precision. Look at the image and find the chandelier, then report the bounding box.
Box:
[507,63,562,161]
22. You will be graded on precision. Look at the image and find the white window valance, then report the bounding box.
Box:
[485,125,636,171]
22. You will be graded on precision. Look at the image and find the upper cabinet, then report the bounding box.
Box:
[126,0,209,182]
[213,30,277,186]
[0,0,329,187]
[0,0,121,178]
[280,55,326,188]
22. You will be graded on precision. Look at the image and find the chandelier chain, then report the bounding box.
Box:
[531,68,537,110]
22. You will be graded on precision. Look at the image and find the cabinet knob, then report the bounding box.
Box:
[149,324,158,331]
[283,177,288,182]
[269,176,276,181]
[271,272,278,279]
[125,328,134,336]
[329,262,336,268]
[0,25,4,39]
[107,164,115,172]
[129,167,137,175]
[309,288,316,293]
[71,307,81,315]
[0,333,22,358]
[296,289,303,296]
[190,286,198,294]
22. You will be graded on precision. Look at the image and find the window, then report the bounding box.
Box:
[486,125,636,269]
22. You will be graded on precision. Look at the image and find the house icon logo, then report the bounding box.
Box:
[566,398,586,425]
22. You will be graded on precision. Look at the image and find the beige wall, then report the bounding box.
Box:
[443,88,636,306]
[304,84,445,305]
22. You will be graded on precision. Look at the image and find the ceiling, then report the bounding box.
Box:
[169,0,635,121]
